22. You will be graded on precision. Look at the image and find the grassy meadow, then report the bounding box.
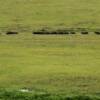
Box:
[0,34,100,96]
[0,0,100,99]
[0,0,100,31]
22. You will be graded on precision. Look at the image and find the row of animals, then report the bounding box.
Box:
[5,31,100,35]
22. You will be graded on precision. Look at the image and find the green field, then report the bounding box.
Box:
[0,33,100,96]
[0,0,100,31]
[0,0,100,99]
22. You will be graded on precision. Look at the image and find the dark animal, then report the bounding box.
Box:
[57,31,69,34]
[70,32,76,34]
[6,31,18,35]
[33,31,50,34]
[95,32,100,35]
[81,31,88,34]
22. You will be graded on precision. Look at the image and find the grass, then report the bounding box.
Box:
[0,0,100,31]
[0,89,100,100]
[0,33,100,97]
[0,0,100,99]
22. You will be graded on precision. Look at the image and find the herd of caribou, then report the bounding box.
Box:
[4,28,100,35]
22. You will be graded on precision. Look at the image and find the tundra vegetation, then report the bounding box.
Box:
[0,0,100,99]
